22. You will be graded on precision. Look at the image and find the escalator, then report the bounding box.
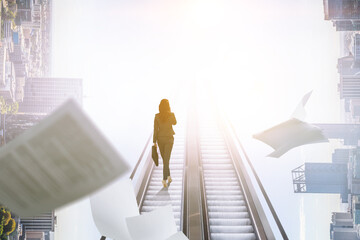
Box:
[199,117,257,240]
[130,91,286,240]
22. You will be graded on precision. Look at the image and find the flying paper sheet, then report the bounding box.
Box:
[126,205,177,240]
[291,91,312,121]
[0,99,129,216]
[90,179,139,240]
[166,232,189,240]
[253,118,328,158]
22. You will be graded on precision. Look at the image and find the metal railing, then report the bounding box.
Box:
[226,120,289,240]
[184,95,207,240]
[292,164,306,193]
[196,120,210,240]
[130,133,153,180]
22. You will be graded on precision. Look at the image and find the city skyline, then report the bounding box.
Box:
[0,0,355,239]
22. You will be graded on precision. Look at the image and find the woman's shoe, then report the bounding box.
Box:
[167,176,172,184]
[162,180,167,188]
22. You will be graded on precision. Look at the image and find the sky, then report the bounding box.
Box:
[52,0,342,239]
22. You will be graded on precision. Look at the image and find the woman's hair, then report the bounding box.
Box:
[159,99,171,122]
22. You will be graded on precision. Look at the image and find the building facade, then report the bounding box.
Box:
[20,211,55,240]
[19,77,83,114]
[314,123,360,145]
[292,162,349,202]
[323,0,360,31]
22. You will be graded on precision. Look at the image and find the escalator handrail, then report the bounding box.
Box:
[129,133,153,180]
[196,121,211,240]
[227,120,289,240]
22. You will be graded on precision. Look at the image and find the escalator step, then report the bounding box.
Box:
[151,172,183,175]
[151,173,183,178]
[201,149,229,154]
[208,206,248,212]
[206,195,244,201]
[204,175,237,179]
[200,146,228,150]
[170,154,185,158]
[202,159,232,164]
[210,233,257,240]
[142,200,181,206]
[205,185,241,190]
[209,218,252,226]
[200,143,227,147]
[148,185,182,190]
[141,205,181,213]
[140,211,181,220]
[155,160,184,164]
[200,138,225,141]
[210,225,254,233]
[203,164,234,170]
[203,171,236,175]
[201,154,231,159]
[144,195,181,200]
[200,134,223,137]
[150,177,183,182]
[146,190,182,195]
[205,190,242,195]
[153,167,183,171]
[204,177,238,182]
[208,212,249,219]
[203,181,239,186]
[203,169,236,174]
[207,200,246,206]
[204,175,237,178]
[148,182,182,187]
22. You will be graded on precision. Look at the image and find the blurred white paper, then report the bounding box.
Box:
[291,91,312,121]
[253,118,328,158]
[90,179,139,240]
[0,99,129,216]
[166,232,189,240]
[126,205,177,240]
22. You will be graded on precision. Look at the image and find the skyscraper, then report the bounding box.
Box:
[354,34,360,61]
[19,212,55,240]
[332,148,352,163]
[19,77,82,114]
[323,0,360,20]
[323,0,360,31]
[339,75,360,99]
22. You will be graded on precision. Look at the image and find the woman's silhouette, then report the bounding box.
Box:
[153,99,177,187]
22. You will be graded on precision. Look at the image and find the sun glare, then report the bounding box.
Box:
[187,0,225,29]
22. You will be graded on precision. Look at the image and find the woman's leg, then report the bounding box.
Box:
[158,137,174,180]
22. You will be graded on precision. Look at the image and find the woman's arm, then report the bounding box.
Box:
[172,112,177,125]
[153,115,158,143]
